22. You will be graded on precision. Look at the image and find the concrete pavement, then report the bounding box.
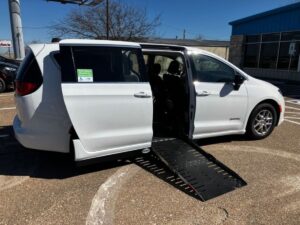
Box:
[0,89,299,225]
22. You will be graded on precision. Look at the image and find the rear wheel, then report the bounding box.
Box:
[247,103,277,140]
[0,78,6,93]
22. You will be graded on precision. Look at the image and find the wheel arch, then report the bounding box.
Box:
[246,99,281,128]
[0,75,7,93]
[0,72,5,79]
[0,72,6,83]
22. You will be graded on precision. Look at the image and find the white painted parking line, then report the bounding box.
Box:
[285,117,300,120]
[86,165,139,225]
[285,111,300,114]
[285,119,300,125]
[0,107,16,111]
[285,106,300,111]
[285,98,300,102]
[286,100,300,105]
[0,94,14,97]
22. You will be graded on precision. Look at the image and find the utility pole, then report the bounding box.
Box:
[106,0,109,39]
[8,0,25,59]
[183,29,186,40]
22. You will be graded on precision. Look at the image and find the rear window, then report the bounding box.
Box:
[16,50,42,83]
[59,46,147,83]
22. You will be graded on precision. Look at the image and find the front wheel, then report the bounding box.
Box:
[246,103,277,140]
[0,78,6,93]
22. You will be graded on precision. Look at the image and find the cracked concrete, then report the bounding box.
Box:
[217,207,229,224]
[101,126,300,224]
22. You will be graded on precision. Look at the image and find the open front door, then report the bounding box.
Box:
[59,41,153,161]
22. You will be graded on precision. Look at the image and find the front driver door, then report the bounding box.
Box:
[59,43,153,161]
[190,53,248,138]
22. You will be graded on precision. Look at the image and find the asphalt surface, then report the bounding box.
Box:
[0,82,300,225]
[0,93,123,224]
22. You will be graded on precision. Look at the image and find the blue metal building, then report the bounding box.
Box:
[229,2,300,82]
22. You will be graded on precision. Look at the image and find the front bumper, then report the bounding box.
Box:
[277,97,285,126]
[278,108,285,126]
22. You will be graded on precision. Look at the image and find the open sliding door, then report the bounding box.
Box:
[59,41,153,161]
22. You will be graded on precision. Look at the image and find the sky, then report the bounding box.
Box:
[0,0,297,47]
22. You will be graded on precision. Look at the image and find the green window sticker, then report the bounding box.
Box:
[77,69,94,82]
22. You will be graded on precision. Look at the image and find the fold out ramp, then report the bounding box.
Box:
[136,138,247,201]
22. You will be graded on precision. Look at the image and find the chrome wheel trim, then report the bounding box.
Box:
[253,109,273,136]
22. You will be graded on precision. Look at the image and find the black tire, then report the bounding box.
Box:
[0,78,6,93]
[246,103,278,140]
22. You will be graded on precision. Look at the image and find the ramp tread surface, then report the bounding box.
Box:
[151,138,247,201]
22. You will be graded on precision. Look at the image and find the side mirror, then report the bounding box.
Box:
[233,75,245,91]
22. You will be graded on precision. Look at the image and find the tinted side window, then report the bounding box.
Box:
[60,46,145,83]
[60,46,75,82]
[190,54,235,83]
[122,49,144,82]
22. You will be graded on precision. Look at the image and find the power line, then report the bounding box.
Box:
[20,26,52,30]
[160,23,203,38]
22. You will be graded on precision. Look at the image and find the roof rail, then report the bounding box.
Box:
[140,43,186,51]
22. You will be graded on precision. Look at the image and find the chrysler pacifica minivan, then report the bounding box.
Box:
[13,39,285,161]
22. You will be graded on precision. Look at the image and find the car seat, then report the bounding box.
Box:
[123,57,140,82]
[163,60,185,134]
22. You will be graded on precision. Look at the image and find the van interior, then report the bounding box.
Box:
[143,51,191,139]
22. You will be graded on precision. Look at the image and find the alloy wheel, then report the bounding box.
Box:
[253,109,274,136]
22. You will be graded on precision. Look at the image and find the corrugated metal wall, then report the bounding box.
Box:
[232,7,300,35]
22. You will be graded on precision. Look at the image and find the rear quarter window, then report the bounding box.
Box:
[16,50,42,83]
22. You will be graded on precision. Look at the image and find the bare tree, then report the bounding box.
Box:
[50,0,160,41]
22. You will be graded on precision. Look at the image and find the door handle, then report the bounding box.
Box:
[134,92,151,98]
[196,91,210,97]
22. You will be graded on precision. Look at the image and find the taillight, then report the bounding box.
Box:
[15,81,39,96]
[15,50,43,96]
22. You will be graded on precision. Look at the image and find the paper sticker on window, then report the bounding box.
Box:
[77,69,94,82]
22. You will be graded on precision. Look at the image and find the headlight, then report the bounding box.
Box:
[4,67,16,72]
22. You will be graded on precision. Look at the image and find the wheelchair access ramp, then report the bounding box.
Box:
[149,138,247,201]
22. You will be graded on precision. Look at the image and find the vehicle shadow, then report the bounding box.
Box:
[0,126,132,180]
[0,125,253,182]
[0,125,251,200]
[0,89,14,94]
[196,134,251,146]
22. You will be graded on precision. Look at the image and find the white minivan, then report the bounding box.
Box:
[13,39,285,161]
